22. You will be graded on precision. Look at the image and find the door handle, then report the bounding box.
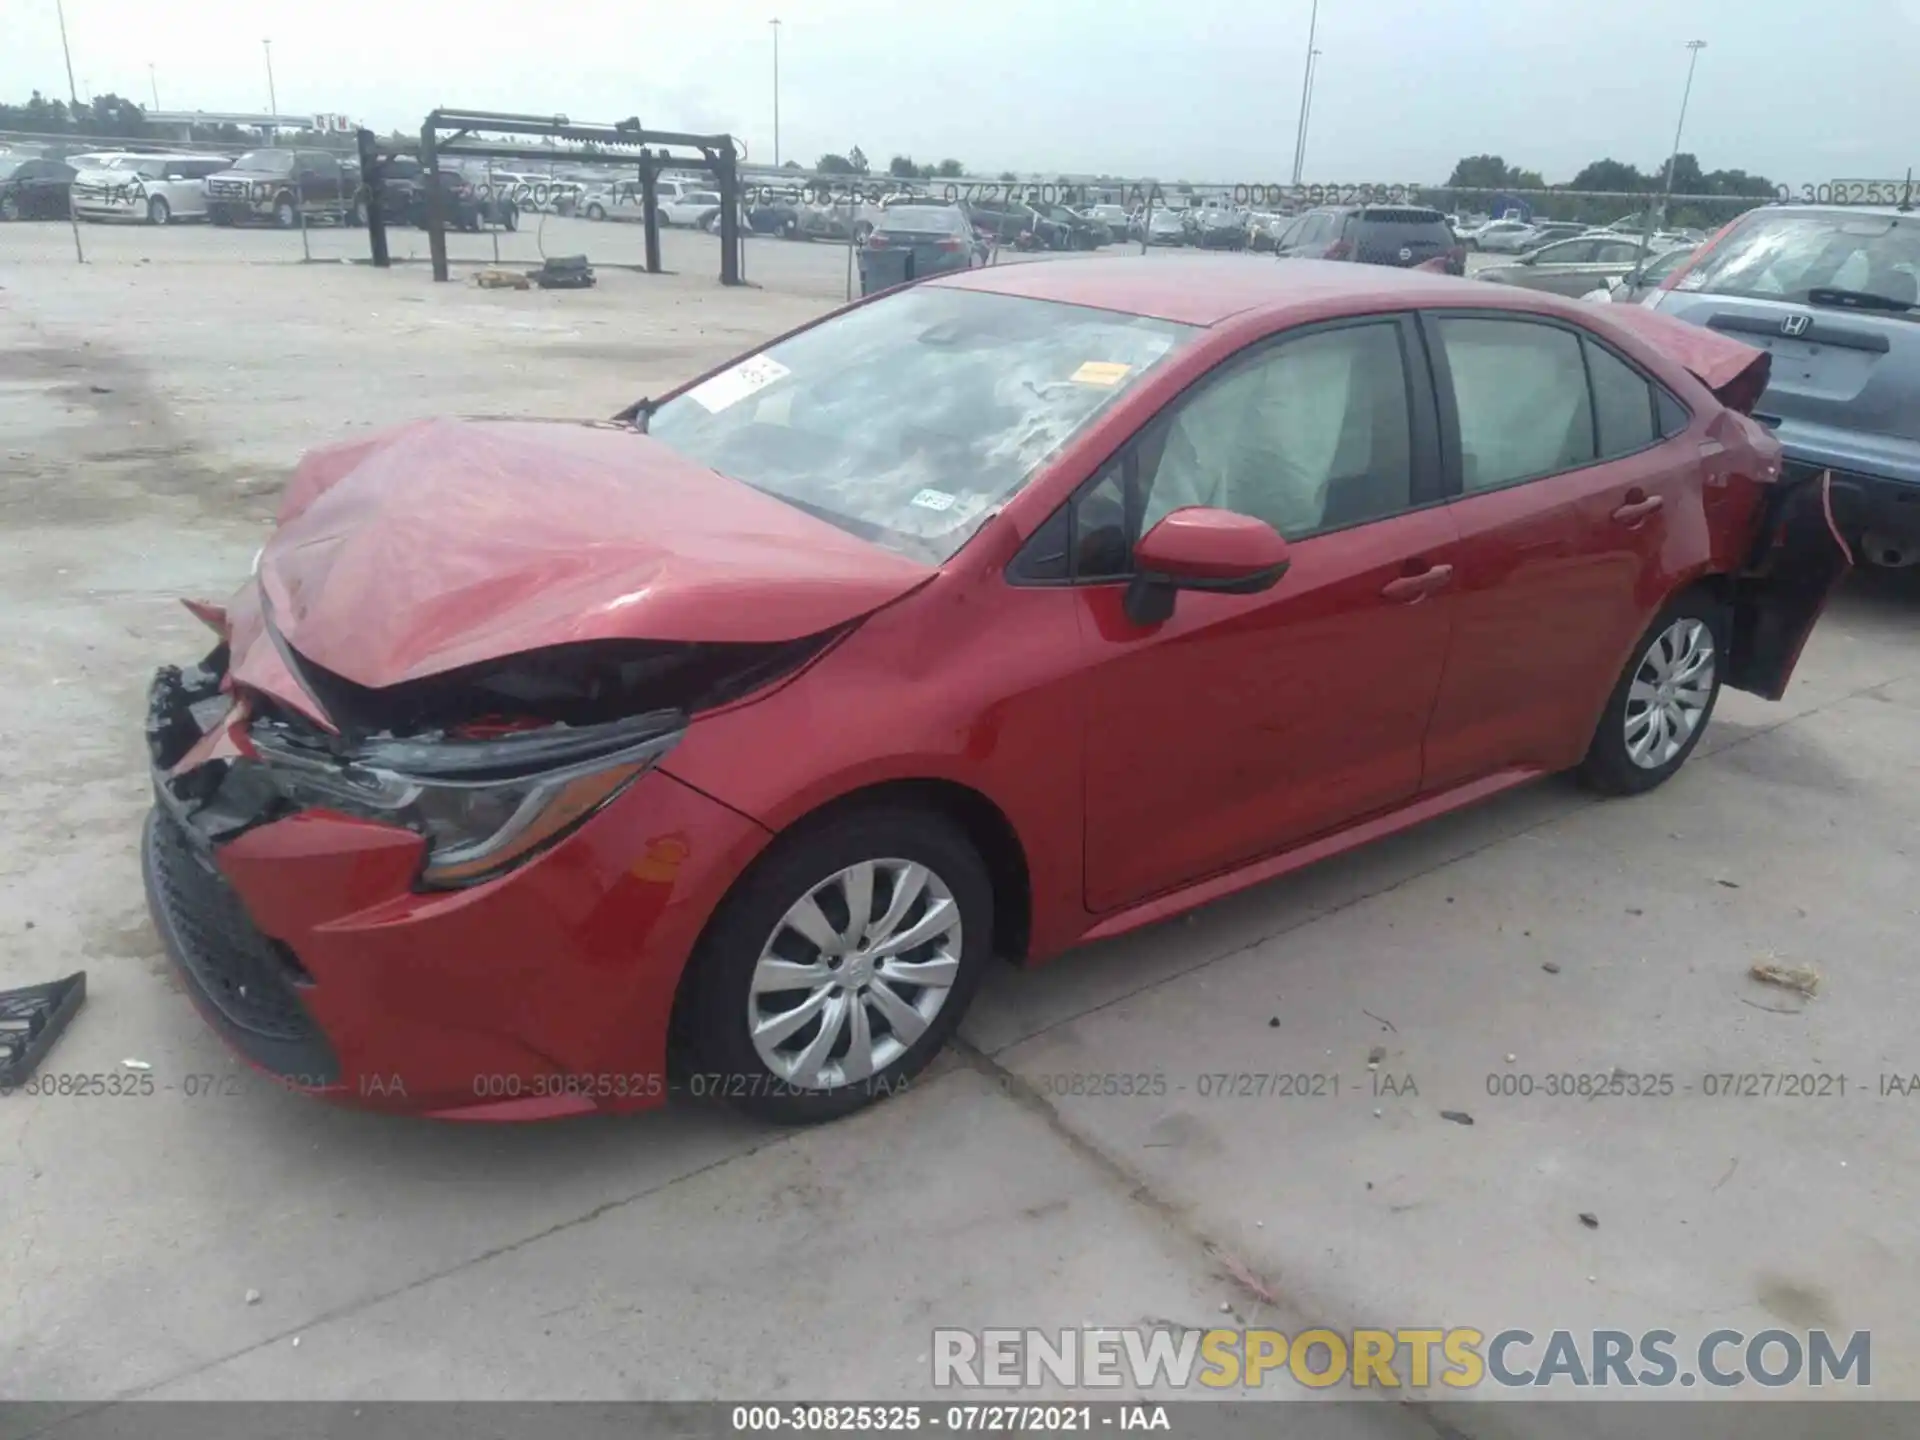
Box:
[1612,491,1665,524]
[1381,563,1454,602]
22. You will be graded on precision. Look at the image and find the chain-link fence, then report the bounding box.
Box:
[4,131,1854,303]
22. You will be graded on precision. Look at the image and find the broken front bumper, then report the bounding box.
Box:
[141,660,773,1119]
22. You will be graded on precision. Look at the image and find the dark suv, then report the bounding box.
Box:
[205,149,353,227]
[1275,204,1465,274]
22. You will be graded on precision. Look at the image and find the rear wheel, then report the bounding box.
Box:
[1578,593,1727,795]
[683,807,993,1125]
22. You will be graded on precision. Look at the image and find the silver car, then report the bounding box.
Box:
[1648,203,1920,568]
[1476,233,1657,297]
[1581,244,1698,304]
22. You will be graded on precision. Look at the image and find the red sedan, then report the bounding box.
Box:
[144,257,1847,1123]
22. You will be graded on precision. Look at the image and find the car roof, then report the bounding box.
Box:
[930,254,1493,326]
[1755,202,1917,221]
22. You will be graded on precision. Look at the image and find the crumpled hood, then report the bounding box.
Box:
[241,417,931,692]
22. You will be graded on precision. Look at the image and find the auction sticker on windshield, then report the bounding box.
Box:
[1070,361,1134,386]
[687,355,791,413]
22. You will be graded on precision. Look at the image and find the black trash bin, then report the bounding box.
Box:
[858,244,916,296]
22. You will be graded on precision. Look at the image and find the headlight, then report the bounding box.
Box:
[251,711,681,888]
[252,181,271,200]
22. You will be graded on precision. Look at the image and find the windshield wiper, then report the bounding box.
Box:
[612,396,655,432]
[1807,286,1914,315]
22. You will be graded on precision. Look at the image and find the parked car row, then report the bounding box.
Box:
[0,147,565,230]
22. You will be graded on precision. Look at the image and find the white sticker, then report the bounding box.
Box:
[910,488,957,512]
[687,354,791,413]
[1675,271,1708,291]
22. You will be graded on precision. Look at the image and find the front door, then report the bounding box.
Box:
[1075,315,1459,913]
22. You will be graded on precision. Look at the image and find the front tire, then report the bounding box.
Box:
[1578,593,1727,795]
[147,196,171,225]
[683,807,993,1125]
[585,202,606,222]
[273,195,297,229]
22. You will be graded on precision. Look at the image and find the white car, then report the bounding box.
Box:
[69,152,230,224]
[580,178,709,223]
[660,188,723,227]
[1468,219,1540,253]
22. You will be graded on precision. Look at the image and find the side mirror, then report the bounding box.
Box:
[1124,508,1291,625]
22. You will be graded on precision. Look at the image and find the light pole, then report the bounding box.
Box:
[148,62,159,111]
[1297,49,1323,181]
[53,0,81,108]
[1290,0,1319,185]
[769,18,782,167]
[262,37,277,117]
[1660,40,1706,225]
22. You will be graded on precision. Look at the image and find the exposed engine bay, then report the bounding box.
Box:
[149,628,838,886]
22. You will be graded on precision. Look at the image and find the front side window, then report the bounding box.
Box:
[1434,317,1595,491]
[1594,240,1648,264]
[1139,322,1414,538]
[1641,246,1697,285]
[1535,239,1597,265]
[647,287,1195,563]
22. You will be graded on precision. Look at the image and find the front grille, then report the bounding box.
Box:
[208,180,249,198]
[147,807,329,1051]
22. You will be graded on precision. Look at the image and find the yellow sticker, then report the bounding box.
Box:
[1070,361,1132,387]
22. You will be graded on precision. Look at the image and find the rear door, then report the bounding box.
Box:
[1419,310,1706,785]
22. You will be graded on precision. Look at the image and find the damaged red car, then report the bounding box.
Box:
[144,258,1848,1124]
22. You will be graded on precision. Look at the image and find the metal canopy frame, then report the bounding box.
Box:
[391,108,744,284]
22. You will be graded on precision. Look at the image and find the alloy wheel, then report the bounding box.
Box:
[1624,617,1715,769]
[747,859,963,1090]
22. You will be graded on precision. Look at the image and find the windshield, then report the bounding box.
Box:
[0,160,21,180]
[233,150,294,174]
[879,206,965,233]
[1683,210,1920,311]
[1150,212,1183,229]
[647,287,1195,563]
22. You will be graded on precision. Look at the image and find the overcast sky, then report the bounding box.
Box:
[8,0,1918,185]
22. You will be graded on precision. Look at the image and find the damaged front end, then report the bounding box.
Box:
[143,613,832,1110]
[148,623,829,887]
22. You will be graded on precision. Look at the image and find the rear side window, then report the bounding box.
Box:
[1433,317,1595,492]
[1583,341,1658,457]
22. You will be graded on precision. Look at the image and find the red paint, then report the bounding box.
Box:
[167,258,1822,1119]
[1134,508,1291,581]
[254,416,933,689]
[214,771,770,1116]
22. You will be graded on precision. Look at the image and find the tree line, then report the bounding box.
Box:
[1440,153,1779,227]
